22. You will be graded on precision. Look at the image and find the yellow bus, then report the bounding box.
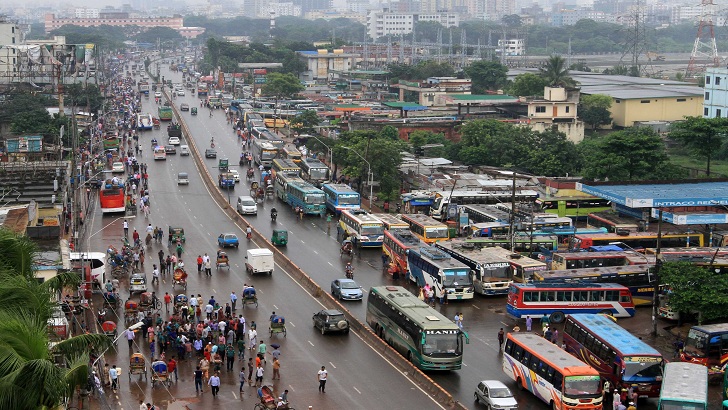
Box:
[400,213,449,244]
[271,158,300,180]
[371,213,409,231]
[280,147,303,164]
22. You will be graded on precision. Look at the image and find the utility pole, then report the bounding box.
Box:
[509,171,516,252]
[652,209,663,337]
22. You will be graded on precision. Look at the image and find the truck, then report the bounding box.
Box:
[218,172,235,189]
[138,81,150,94]
[197,83,208,96]
[245,248,274,275]
[158,106,173,121]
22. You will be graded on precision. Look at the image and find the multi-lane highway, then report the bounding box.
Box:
[91,62,667,410]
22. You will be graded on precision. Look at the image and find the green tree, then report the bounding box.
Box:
[668,116,728,177]
[465,61,509,93]
[408,130,450,158]
[579,94,613,130]
[289,110,321,136]
[133,27,183,44]
[660,261,728,324]
[521,129,582,176]
[262,72,304,99]
[502,14,522,27]
[539,55,577,87]
[457,120,532,167]
[507,73,547,97]
[0,229,111,409]
[579,127,670,180]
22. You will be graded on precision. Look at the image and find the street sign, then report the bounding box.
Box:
[253,69,267,75]
[254,78,266,84]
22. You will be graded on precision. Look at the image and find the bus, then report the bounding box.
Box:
[280,147,303,164]
[506,282,636,323]
[430,189,539,220]
[536,196,612,219]
[372,213,409,231]
[563,314,664,398]
[338,209,384,247]
[519,215,573,231]
[550,251,651,270]
[299,158,330,187]
[273,173,303,201]
[284,180,326,216]
[322,184,360,215]
[99,179,125,213]
[646,247,728,257]
[252,140,279,168]
[400,214,449,244]
[502,333,603,410]
[681,323,728,367]
[197,83,208,96]
[407,246,474,300]
[435,241,513,296]
[462,204,511,224]
[366,286,468,370]
[271,158,300,179]
[383,229,421,277]
[571,232,705,250]
[465,239,548,282]
[534,265,655,306]
[529,227,609,239]
[587,212,640,233]
[469,222,511,237]
[658,362,708,410]
[465,236,559,258]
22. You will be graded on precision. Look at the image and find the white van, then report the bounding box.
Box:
[177,172,189,185]
[245,248,274,275]
[236,195,257,215]
[180,145,190,156]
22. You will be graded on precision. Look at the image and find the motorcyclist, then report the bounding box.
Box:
[345,262,354,278]
[246,225,252,239]
[271,207,278,221]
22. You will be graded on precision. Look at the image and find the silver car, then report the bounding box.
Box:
[474,380,518,410]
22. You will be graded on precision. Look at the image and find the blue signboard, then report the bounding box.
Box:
[578,182,728,208]
[652,209,728,225]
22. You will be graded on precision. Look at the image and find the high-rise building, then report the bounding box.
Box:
[294,0,332,14]
[74,8,100,18]
[366,10,458,39]
[483,0,515,21]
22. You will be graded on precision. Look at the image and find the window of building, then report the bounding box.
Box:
[677,98,686,102]
[615,100,621,104]
[565,106,570,113]
[535,106,546,113]
[705,108,710,116]
[718,109,722,117]
[706,92,710,100]
[640,100,650,104]
[717,77,722,85]
[706,76,711,84]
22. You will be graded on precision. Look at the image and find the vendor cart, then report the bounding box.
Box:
[172,268,188,290]
[129,352,147,381]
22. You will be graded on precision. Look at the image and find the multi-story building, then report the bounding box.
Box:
[0,18,23,45]
[44,13,205,38]
[526,87,584,143]
[703,67,728,119]
[295,0,331,14]
[366,10,459,40]
[297,49,357,82]
[270,1,302,17]
[483,0,515,22]
[497,39,524,56]
[74,8,100,19]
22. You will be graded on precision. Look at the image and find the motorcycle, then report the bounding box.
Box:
[271,209,278,223]
[97,308,107,323]
[246,230,252,241]
[345,268,354,279]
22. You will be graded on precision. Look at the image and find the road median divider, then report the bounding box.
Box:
[173,105,465,409]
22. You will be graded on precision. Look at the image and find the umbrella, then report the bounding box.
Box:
[270,343,281,349]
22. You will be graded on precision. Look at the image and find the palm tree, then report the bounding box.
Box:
[0,228,111,410]
[539,55,577,87]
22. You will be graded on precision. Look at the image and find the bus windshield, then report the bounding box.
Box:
[305,193,325,204]
[623,357,663,382]
[564,375,601,397]
[262,150,277,161]
[443,269,472,287]
[422,333,460,356]
[361,224,384,236]
[310,168,328,180]
[425,226,449,239]
[684,329,708,357]
[338,194,359,205]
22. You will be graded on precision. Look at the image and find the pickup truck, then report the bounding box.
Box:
[218,233,239,248]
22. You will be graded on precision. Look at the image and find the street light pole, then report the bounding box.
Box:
[91,321,144,369]
[308,135,333,173]
[341,146,372,211]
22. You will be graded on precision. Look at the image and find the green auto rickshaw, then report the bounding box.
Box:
[271,229,288,246]
[168,226,186,244]
[191,107,197,115]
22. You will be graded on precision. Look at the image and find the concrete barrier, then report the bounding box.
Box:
[169,100,467,409]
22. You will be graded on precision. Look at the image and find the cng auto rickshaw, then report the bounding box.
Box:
[168,226,186,244]
[271,229,288,246]
[191,107,197,115]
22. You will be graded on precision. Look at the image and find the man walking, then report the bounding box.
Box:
[255,364,264,387]
[247,358,254,385]
[239,367,246,393]
[123,219,129,238]
[109,365,119,391]
[230,291,238,311]
[272,357,281,380]
[197,255,203,273]
[497,328,505,348]
[126,327,135,349]
[208,371,221,397]
[317,366,328,393]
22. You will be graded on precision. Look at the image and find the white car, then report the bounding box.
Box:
[177,89,185,96]
[236,196,257,215]
[154,91,162,98]
[111,162,125,173]
[474,380,518,410]
[229,169,240,183]
[168,136,180,145]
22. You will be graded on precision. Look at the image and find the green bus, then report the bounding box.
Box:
[535,196,612,219]
[366,286,468,371]
[465,235,559,257]
[658,362,707,410]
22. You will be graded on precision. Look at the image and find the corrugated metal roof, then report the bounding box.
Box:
[577,181,728,208]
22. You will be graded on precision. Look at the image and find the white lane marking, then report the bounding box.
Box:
[471,305,480,310]
[308,341,314,347]
[327,262,333,266]
[313,250,318,254]
[273,305,278,310]
[353,386,361,394]
[328,362,337,369]
[231,392,237,399]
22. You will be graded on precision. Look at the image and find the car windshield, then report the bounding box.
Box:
[226,235,236,240]
[563,375,601,397]
[622,357,663,382]
[340,282,358,289]
[242,200,255,206]
[422,333,460,357]
[489,387,513,399]
[327,314,344,322]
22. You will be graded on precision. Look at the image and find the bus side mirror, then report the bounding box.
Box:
[421,334,426,345]
[462,331,470,344]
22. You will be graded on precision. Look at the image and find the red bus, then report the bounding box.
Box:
[99,179,126,213]
[382,229,421,277]
[563,314,664,398]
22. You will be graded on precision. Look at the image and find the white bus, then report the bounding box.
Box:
[658,362,708,410]
[435,240,513,296]
[407,245,474,300]
[338,209,384,247]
